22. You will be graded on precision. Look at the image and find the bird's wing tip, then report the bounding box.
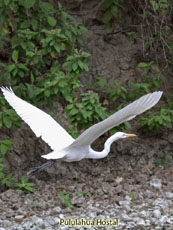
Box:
[0,86,13,94]
[151,91,163,99]
[156,91,163,98]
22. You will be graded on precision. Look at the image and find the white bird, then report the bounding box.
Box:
[1,87,162,177]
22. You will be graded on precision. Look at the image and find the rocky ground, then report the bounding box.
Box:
[0,164,173,230]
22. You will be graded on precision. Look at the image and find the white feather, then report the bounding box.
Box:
[1,87,74,152]
[71,91,163,147]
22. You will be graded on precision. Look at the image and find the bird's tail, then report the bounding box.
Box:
[27,160,56,178]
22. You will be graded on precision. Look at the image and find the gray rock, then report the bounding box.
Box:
[159,215,169,225]
[149,178,162,189]
[71,195,85,205]
[14,215,24,220]
[119,200,131,206]
[53,206,62,212]
[165,192,173,199]
[153,198,168,208]
[136,218,145,225]
[153,209,161,218]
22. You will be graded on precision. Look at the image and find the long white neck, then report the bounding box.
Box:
[86,134,121,159]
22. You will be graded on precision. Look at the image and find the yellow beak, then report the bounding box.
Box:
[125,133,137,138]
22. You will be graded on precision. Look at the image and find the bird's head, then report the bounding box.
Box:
[112,132,136,140]
[104,131,137,152]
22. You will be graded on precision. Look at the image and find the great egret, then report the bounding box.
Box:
[1,87,162,177]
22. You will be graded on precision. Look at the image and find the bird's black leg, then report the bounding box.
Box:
[27,160,56,178]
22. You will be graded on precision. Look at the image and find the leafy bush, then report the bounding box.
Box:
[0,1,89,106]
[130,0,172,64]
[101,0,125,27]
[0,139,34,193]
[0,139,13,188]
[139,108,173,132]
[100,0,172,65]
[128,62,163,99]
[96,76,127,101]
[15,176,35,193]
[66,91,108,133]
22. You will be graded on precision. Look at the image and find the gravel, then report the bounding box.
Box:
[0,167,173,230]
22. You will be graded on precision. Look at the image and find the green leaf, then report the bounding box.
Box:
[19,0,35,9]
[18,70,24,78]
[65,96,73,103]
[67,55,75,61]
[21,20,30,29]
[0,172,4,180]
[66,104,74,110]
[31,19,38,30]
[162,116,171,122]
[102,0,113,9]
[103,10,112,23]
[44,90,50,97]
[82,52,91,58]
[83,63,89,71]
[25,185,34,193]
[59,81,67,87]
[12,50,18,63]
[21,176,27,183]
[47,17,56,27]
[0,144,8,155]
[7,64,16,72]
[3,116,12,129]
[72,63,78,71]
[111,5,118,17]
[70,108,78,115]
[31,72,34,83]
[138,62,148,68]
[33,56,39,64]
[26,51,35,57]
[40,2,54,13]
[98,80,105,89]
[18,63,28,71]
[77,60,84,69]
[2,139,12,148]
[151,65,159,71]
[124,121,131,129]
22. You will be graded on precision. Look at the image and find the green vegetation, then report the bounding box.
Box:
[60,189,91,207]
[0,138,34,193]
[130,193,135,202]
[0,144,34,193]
[15,176,35,193]
[100,0,172,64]
[60,192,72,207]
[101,0,124,27]
[140,109,173,132]
[0,140,14,188]
[76,191,91,197]
[66,91,108,132]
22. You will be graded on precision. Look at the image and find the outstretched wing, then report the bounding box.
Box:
[71,91,163,147]
[1,87,74,151]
